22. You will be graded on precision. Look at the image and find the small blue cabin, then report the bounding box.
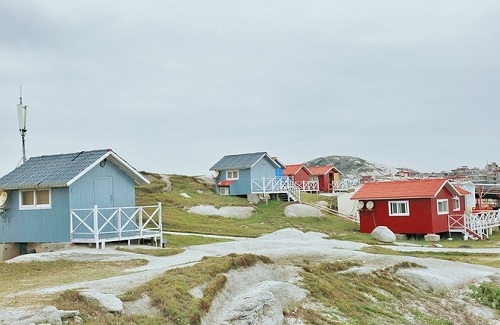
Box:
[210,152,285,196]
[0,149,160,247]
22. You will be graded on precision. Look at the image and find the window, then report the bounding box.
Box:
[226,170,239,180]
[437,199,449,215]
[20,189,51,209]
[452,197,460,211]
[219,187,229,196]
[389,201,409,216]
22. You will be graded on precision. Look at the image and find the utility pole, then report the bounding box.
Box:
[17,86,27,164]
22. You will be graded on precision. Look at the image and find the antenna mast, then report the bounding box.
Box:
[17,86,28,164]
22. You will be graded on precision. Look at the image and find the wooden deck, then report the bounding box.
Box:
[70,203,162,249]
[251,177,320,202]
[448,209,500,239]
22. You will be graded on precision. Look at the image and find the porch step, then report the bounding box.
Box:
[277,192,298,202]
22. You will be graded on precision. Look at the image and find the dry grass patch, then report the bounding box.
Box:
[120,253,274,324]
[294,260,478,324]
[0,259,147,297]
[361,246,500,268]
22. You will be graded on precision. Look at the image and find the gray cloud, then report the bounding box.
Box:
[1,1,499,176]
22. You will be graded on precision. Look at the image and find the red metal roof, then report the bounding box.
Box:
[351,178,464,200]
[308,165,341,176]
[283,164,311,176]
[218,180,234,186]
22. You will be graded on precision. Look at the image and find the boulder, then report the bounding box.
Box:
[371,226,396,243]
[247,194,261,205]
[80,290,123,313]
[284,204,324,218]
[424,234,440,242]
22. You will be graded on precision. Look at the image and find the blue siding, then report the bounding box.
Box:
[250,158,276,179]
[69,161,135,209]
[0,187,70,242]
[213,156,278,196]
[0,160,137,243]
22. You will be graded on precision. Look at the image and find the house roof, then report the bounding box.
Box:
[283,164,312,176]
[210,152,281,171]
[308,165,342,176]
[0,149,150,190]
[351,178,464,200]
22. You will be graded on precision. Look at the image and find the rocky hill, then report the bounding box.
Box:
[304,155,400,178]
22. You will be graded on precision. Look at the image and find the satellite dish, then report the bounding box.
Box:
[0,191,8,207]
[366,201,374,210]
[213,170,220,177]
[357,201,364,210]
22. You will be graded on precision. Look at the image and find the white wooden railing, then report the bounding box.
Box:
[251,177,300,202]
[448,209,500,240]
[295,180,319,192]
[70,203,162,249]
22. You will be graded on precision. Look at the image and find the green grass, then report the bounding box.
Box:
[361,246,500,268]
[135,174,500,249]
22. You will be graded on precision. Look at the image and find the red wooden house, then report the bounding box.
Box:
[283,164,311,182]
[308,165,342,192]
[351,178,468,235]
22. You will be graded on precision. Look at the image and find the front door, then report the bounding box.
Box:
[94,177,115,235]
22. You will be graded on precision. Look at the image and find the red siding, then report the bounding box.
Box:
[358,187,466,234]
[294,168,310,183]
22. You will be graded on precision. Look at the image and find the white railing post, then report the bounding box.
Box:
[117,208,122,240]
[158,202,162,234]
[70,210,74,241]
[139,207,143,237]
[93,205,99,248]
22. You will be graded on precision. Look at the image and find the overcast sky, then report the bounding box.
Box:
[1,1,499,177]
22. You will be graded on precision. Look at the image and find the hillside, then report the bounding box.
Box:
[304,155,401,178]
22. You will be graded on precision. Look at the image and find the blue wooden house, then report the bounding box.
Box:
[0,149,162,248]
[210,152,286,196]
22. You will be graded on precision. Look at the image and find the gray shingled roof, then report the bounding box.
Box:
[210,152,279,171]
[0,149,148,190]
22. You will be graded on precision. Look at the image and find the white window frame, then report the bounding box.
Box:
[388,200,409,216]
[437,199,449,215]
[452,197,460,211]
[226,170,239,180]
[19,189,52,210]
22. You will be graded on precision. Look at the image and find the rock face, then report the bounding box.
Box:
[371,226,396,243]
[284,204,324,218]
[80,290,123,313]
[202,264,306,325]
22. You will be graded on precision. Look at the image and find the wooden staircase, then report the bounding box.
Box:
[448,210,500,240]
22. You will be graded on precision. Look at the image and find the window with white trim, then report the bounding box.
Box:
[437,199,449,214]
[226,170,239,180]
[388,201,409,216]
[452,197,460,211]
[219,187,229,196]
[20,189,51,209]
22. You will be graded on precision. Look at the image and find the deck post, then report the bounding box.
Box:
[117,208,122,240]
[158,202,163,235]
[139,207,143,237]
[93,205,99,248]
